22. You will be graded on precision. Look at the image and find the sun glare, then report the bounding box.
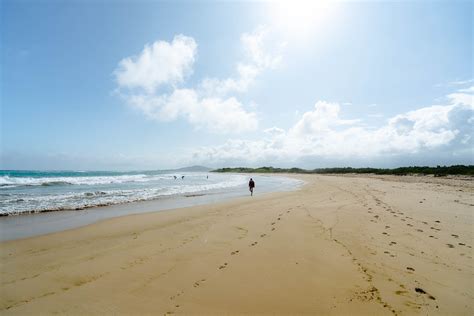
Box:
[269,0,335,38]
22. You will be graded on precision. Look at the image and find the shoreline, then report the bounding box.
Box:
[1,174,472,315]
[0,174,303,241]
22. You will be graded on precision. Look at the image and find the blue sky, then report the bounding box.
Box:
[1,0,473,170]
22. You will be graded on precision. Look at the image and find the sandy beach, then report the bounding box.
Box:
[1,174,472,315]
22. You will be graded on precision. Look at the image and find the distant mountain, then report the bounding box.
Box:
[174,165,212,172]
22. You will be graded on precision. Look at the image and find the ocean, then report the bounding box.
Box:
[0,170,302,216]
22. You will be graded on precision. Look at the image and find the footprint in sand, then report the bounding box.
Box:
[194,279,207,287]
[446,244,455,248]
[451,234,459,238]
[416,229,423,232]
[435,220,441,223]
[277,217,281,221]
[271,222,276,225]
[250,242,258,246]
[231,250,240,255]
[389,241,397,246]
[422,221,428,225]
[415,287,436,300]
[170,290,185,299]
[260,234,266,238]
[218,263,228,269]
[407,223,413,227]
[382,232,388,235]
[458,242,465,246]
[385,226,390,229]
[271,227,275,231]
[406,267,415,271]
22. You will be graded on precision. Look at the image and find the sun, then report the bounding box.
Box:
[269,0,335,38]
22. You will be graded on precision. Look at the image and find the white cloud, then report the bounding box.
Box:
[448,79,474,86]
[241,26,282,69]
[114,27,278,133]
[199,26,282,96]
[127,89,257,133]
[448,91,474,106]
[264,127,286,137]
[290,101,360,136]
[189,87,474,165]
[115,35,197,93]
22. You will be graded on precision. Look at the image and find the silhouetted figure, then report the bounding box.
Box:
[174,176,177,180]
[248,178,255,196]
[181,175,185,179]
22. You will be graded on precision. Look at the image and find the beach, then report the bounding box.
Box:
[0,172,301,241]
[1,174,472,315]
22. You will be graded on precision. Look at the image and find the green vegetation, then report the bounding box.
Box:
[212,165,474,176]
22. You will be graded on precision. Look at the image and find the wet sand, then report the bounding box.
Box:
[1,174,472,315]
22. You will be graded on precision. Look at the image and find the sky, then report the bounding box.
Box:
[1,0,473,170]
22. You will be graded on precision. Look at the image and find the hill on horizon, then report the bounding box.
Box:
[174,165,212,172]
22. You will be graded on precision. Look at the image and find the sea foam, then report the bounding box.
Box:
[0,171,255,215]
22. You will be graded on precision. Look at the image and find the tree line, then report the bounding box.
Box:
[212,165,474,176]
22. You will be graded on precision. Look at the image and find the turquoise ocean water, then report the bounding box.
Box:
[0,170,301,216]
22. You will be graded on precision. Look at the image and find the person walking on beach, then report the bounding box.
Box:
[249,178,255,196]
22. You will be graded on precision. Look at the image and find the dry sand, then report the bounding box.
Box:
[1,174,473,315]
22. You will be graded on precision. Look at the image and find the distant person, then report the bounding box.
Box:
[248,178,255,196]
[181,175,185,179]
[207,175,208,179]
[173,176,177,180]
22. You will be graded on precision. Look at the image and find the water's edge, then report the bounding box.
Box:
[0,175,304,242]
